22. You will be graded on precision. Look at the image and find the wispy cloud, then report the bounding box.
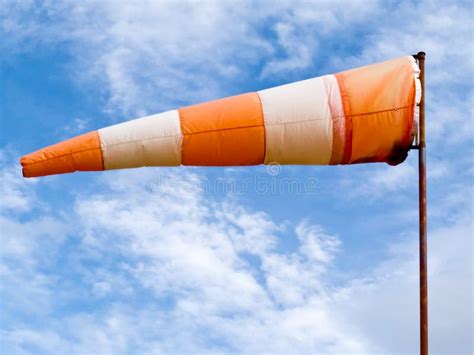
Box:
[4,0,471,143]
[1,151,472,353]
[0,149,37,213]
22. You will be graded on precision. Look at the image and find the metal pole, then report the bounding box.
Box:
[416,51,428,355]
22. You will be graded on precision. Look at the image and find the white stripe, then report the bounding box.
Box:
[99,110,182,169]
[259,76,333,165]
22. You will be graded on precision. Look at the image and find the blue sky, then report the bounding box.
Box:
[1,1,472,353]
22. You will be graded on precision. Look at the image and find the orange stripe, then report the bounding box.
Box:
[178,93,265,166]
[335,57,416,164]
[21,131,104,177]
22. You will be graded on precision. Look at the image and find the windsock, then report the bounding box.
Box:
[21,56,421,178]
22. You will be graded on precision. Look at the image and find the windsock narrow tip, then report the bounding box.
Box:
[20,131,104,178]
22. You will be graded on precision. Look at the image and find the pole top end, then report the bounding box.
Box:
[413,51,426,60]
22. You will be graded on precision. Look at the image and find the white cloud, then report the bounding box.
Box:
[258,0,380,79]
[0,164,368,353]
[344,162,417,200]
[2,0,379,116]
[334,213,473,354]
[4,0,471,147]
[332,0,474,146]
[2,1,272,116]
[0,150,38,213]
[0,156,472,354]
[55,118,90,138]
[3,1,472,148]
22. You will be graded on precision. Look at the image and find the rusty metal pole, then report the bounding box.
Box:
[416,51,427,355]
